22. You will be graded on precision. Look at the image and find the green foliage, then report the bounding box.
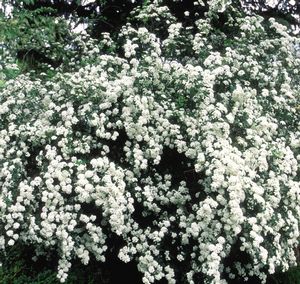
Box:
[269,267,300,284]
[0,246,57,284]
[0,246,109,284]
[0,6,76,73]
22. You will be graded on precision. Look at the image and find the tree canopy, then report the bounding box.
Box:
[0,0,299,73]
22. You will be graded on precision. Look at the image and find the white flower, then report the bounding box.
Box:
[7,239,15,246]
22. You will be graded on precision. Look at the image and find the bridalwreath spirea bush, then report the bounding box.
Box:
[0,0,299,283]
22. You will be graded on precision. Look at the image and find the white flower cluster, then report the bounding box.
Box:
[0,1,299,283]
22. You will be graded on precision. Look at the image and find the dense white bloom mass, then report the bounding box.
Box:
[0,0,299,283]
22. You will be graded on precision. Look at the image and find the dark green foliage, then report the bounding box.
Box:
[0,245,107,284]
[0,243,146,284]
[268,267,300,284]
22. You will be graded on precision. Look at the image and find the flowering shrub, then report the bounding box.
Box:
[0,0,299,283]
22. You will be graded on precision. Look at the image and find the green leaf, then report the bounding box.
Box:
[0,79,5,88]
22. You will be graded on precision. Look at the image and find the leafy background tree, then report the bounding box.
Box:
[1,0,299,73]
